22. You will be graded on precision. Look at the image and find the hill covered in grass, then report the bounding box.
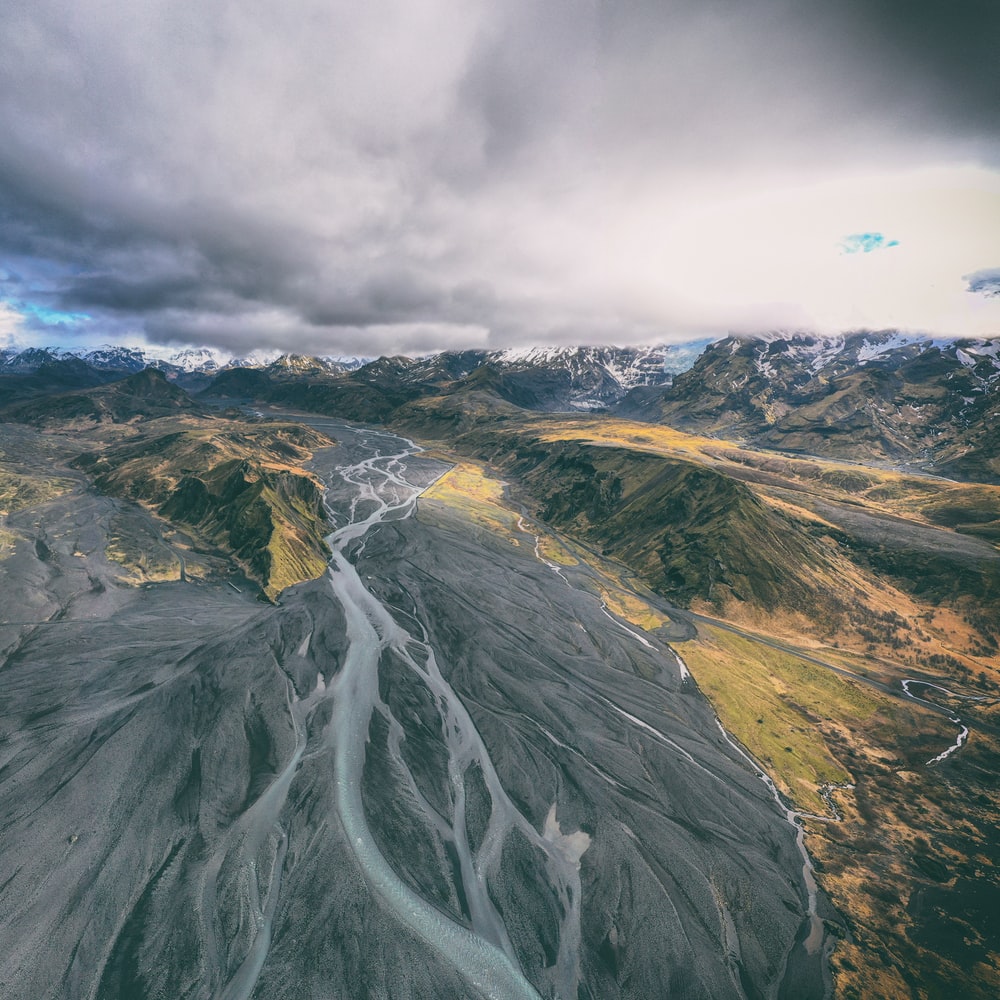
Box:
[74,417,333,599]
[396,394,1000,664]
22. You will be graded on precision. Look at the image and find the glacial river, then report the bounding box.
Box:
[222,422,595,999]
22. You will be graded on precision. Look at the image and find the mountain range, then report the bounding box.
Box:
[617,332,1000,480]
[1,341,693,405]
[4,331,999,481]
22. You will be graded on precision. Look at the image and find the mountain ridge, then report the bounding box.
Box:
[4,329,999,479]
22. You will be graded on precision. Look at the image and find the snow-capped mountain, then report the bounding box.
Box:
[0,342,706,406]
[471,344,686,411]
[615,330,1000,477]
[719,331,1000,389]
[490,344,676,386]
[0,344,226,375]
[0,344,372,379]
[78,346,150,372]
[729,331,945,379]
[225,349,283,369]
[265,353,357,375]
[0,347,65,373]
[146,347,226,372]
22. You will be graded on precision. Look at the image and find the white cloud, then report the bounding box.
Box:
[587,164,1000,337]
[0,303,25,348]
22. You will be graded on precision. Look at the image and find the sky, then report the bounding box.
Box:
[1,0,999,357]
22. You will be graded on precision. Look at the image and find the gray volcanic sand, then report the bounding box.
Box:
[0,421,830,999]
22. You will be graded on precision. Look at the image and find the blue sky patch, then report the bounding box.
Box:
[838,232,900,255]
[16,301,92,329]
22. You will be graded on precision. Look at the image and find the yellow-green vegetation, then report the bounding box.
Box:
[599,584,671,636]
[535,532,577,566]
[420,451,677,643]
[0,527,18,557]
[420,461,522,541]
[75,416,334,600]
[447,411,1000,672]
[531,413,1000,541]
[105,530,181,583]
[0,467,74,514]
[402,404,1000,998]
[77,418,331,499]
[537,526,674,638]
[254,476,332,597]
[533,415,733,464]
[672,618,1000,997]
[678,625,877,813]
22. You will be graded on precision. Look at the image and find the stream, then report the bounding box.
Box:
[0,416,835,999]
[221,425,592,1000]
[900,678,979,765]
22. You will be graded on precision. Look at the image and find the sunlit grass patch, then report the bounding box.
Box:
[74,416,334,597]
[600,584,672,633]
[263,502,331,598]
[535,532,577,566]
[104,539,181,583]
[420,461,521,540]
[533,416,731,463]
[678,625,880,812]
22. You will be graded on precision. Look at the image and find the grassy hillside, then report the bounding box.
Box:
[410,415,1000,1000]
[396,399,1000,666]
[74,417,333,599]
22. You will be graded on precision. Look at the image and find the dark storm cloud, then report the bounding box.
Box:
[595,0,1000,170]
[58,274,207,313]
[839,0,1000,139]
[0,0,996,353]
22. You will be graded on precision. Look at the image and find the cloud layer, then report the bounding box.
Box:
[2,1,999,354]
